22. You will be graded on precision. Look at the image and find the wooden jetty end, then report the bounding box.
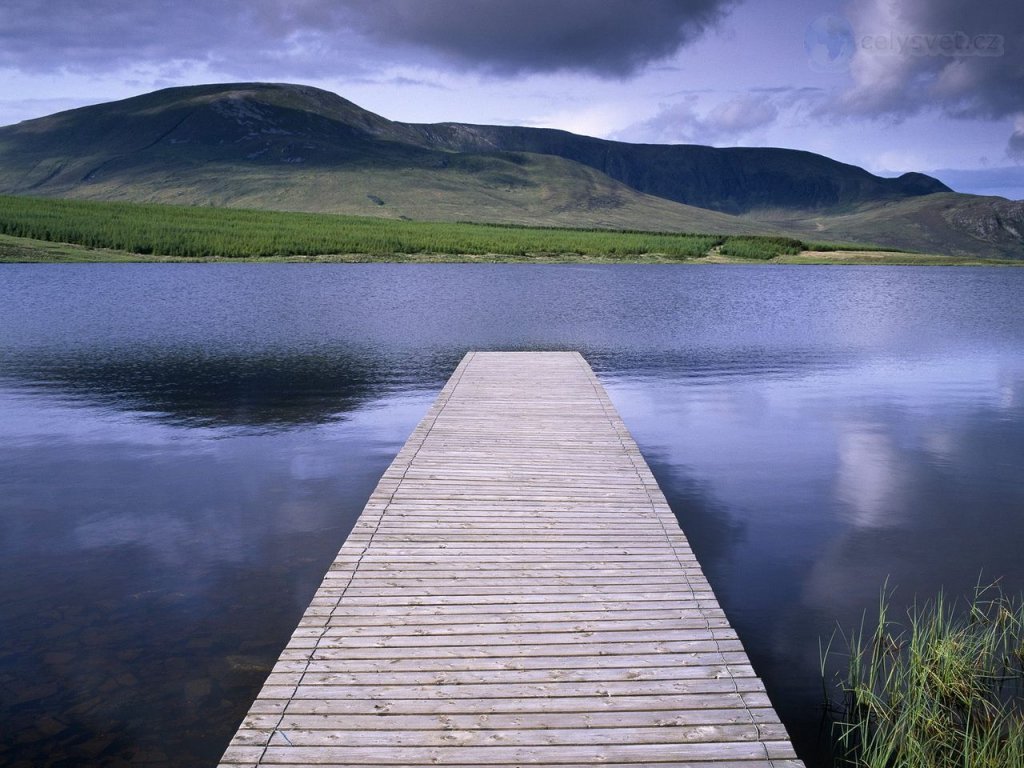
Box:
[220,351,803,767]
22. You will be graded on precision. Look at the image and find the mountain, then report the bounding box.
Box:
[0,82,1021,258]
[402,122,949,214]
[0,83,769,235]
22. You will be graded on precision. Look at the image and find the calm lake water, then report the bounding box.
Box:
[1,264,1022,767]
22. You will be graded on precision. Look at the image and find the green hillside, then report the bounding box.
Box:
[0,84,771,235]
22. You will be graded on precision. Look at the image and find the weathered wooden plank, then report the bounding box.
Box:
[257,723,793,747]
[317,618,733,635]
[264,662,757,687]
[218,352,801,768]
[281,639,750,661]
[287,651,753,674]
[250,706,784,732]
[303,629,739,650]
[264,677,766,702]
[265,670,761,694]
[273,691,778,716]
[239,741,795,764]
[315,600,721,616]
[307,595,720,609]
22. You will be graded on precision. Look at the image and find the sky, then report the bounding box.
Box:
[1,0,1023,199]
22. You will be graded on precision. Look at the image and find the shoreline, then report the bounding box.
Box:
[2,235,1020,266]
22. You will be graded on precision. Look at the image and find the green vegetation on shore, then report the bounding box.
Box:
[0,194,730,260]
[824,584,1024,767]
[0,194,1014,265]
[718,236,804,260]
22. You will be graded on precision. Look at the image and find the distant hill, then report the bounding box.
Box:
[747,192,1024,258]
[0,82,1020,258]
[403,122,949,214]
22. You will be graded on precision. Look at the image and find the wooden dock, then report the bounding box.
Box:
[220,351,802,767]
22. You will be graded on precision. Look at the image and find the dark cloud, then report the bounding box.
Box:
[0,0,737,79]
[341,0,738,76]
[839,0,1024,120]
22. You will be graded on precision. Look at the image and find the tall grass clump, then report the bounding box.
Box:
[804,240,910,253]
[719,235,803,260]
[824,583,1024,768]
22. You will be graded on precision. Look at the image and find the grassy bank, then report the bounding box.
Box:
[1,194,1015,264]
[776,250,1024,267]
[0,194,729,260]
[824,584,1024,767]
[0,194,877,263]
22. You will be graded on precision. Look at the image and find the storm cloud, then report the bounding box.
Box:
[840,0,1024,120]
[0,0,737,78]
[340,0,737,76]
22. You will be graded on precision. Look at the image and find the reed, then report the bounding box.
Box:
[824,583,1024,768]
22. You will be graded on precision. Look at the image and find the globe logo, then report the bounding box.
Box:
[805,14,856,72]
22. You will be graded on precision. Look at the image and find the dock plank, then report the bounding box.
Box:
[218,352,802,767]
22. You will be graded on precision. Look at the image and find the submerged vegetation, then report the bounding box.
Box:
[824,584,1024,768]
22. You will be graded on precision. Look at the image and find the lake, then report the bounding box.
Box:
[1,263,1022,767]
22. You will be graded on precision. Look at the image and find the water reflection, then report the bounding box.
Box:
[1,348,430,429]
[835,426,903,528]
